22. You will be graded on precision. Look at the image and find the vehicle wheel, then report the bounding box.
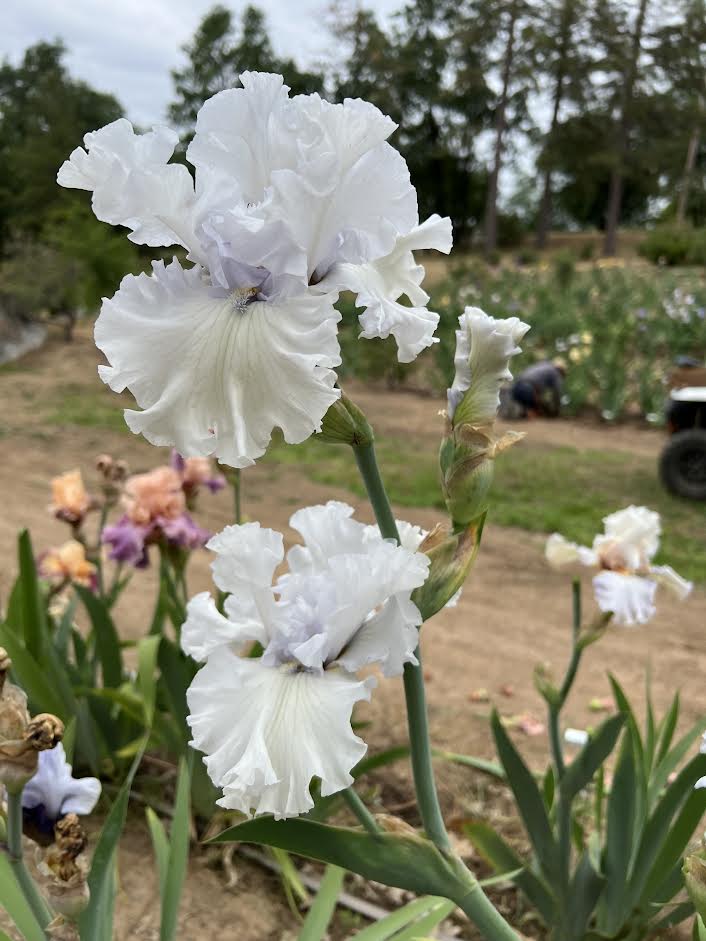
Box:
[659,429,706,500]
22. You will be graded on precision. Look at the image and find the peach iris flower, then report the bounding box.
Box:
[50,470,91,524]
[40,541,96,588]
[122,467,185,525]
[181,457,215,491]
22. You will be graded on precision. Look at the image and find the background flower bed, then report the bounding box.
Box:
[337,260,706,424]
[1,324,705,939]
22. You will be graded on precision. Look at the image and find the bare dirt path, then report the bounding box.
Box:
[1,328,704,939]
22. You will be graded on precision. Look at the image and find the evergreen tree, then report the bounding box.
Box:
[533,0,592,247]
[0,41,122,246]
[330,0,492,240]
[652,0,706,224]
[455,0,538,254]
[169,4,323,145]
[592,0,652,254]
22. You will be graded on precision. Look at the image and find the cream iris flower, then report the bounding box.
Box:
[181,501,429,818]
[57,73,452,467]
[546,506,692,626]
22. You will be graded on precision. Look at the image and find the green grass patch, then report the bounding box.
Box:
[267,434,706,583]
[47,383,130,432]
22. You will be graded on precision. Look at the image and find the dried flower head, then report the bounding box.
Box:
[1,674,64,792]
[37,814,90,921]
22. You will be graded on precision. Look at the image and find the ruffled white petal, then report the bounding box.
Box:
[650,565,693,600]
[447,308,530,422]
[287,502,368,573]
[592,571,657,626]
[294,94,398,173]
[57,118,198,251]
[320,215,452,363]
[299,543,425,666]
[181,524,286,660]
[187,652,373,818]
[363,519,426,553]
[545,533,597,569]
[207,523,284,594]
[95,258,342,468]
[271,140,417,279]
[599,505,661,566]
[336,594,421,677]
[187,72,295,202]
[181,591,270,662]
[22,744,101,821]
[57,119,176,190]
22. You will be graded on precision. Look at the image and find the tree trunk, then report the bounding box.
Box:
[484,1,518,257]
[602,0,649,256]
[675,124,701,224]
[535,0,574,249]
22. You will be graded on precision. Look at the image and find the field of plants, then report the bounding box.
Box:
[337,259,706,424]
[1,253,705,940]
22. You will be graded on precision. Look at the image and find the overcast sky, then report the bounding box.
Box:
[5,0,402,126]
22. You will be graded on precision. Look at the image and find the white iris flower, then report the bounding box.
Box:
[57,72,452,467]
[546,506,692,626]
[446,308,530,422]
[181,501,429,818]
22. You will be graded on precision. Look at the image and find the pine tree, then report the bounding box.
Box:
[455,0,538,255]
[169,5,323,145]
[653,0,706,224]
[330,0,492,239]
[595,0,652,255]
[533,0,591,247]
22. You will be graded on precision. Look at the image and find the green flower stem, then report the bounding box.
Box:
[94,502,110,598]
[548,580,585,782]
[232,468,242,525]
[548,580,585,931]
[352,441,450,852]
[348,442,519,939]
[402,652,450,851]
[548,707,565,781]
[340,787,380,835]
[571,577,581,645]
[352,442,399,542]
[5,788,52,931]
[449,860,523,941]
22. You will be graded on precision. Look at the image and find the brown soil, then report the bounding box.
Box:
[1,327,704,939]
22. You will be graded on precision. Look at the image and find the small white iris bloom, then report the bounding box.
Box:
[446,308,530,422]
[22,744,101,823]
[546,506,692,626]
[57,73,452,467]
[181,501,429,818]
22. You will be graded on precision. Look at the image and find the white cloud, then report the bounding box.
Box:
[4,0,401,126]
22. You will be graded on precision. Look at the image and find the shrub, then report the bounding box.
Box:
[639,225,706,267]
